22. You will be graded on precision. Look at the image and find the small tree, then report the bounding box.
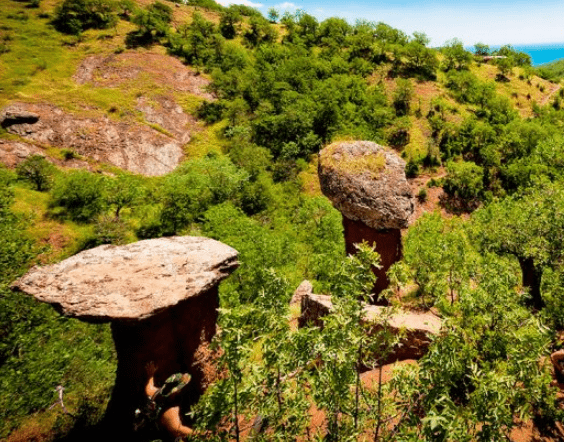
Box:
[53,0,117,35]
[219,7,241,39]
[105,174,144,219]
[443,160,484,203]
[128,1,172,45]
[470,183,564,309]
[49,170,107,222]
[16,155,55,192]
[474,42,490,56]
[441,38,472,71]
[393,78,413,116]
[267,7,279,23]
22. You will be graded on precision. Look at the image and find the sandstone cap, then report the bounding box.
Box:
[11,237,239,322]
[318,141,414,230]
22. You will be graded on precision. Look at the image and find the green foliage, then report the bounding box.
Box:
[0,287,115,437]
[392,255,558,440]
[105,173,145,219]
[470,182,564,308]
[473,42,490,56]
[155,155,248,235]
[194,244,395,441]
[0,171,36,285]
[243,15,277,47]
[267,7,278,23]
[443,160,484,203]
[186,0,226,12]
[128,1,172,46]
[15,154,56,192]
[404,213,478,308]
[169,12,223,67]
[52,0,117,35]
[219,6,241,39]
[536,59,564,81]
[392,78,413,116]
[441,38,472,71]
[49,170,107,222]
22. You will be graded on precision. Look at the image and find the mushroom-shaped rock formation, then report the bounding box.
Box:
[11,236,239,438]
[318,141,414,298]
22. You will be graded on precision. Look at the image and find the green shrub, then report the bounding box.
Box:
[52,0,118,35]
[157,156,248,234]
[15,155,55,191]
[444,160,484,202]
[417,187,428,203]
[49,170,107,222]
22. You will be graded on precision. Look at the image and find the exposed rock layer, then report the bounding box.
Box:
[0,102,187,176]
[0,139,89,169]
[299,293,441,362]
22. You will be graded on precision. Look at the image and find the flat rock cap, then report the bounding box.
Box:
[318,141,414,230]
[11,237,239,322]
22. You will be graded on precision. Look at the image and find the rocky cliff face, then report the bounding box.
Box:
[0,102,186,176]
[0,50,214,176]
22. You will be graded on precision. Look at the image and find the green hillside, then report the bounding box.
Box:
[2,0,564,440]
[536,58,564,82]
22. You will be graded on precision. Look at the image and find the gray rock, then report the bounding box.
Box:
[0,103,185,176]
[290,280,313,306]
[0,109,39,128]
[299,292,441,361]
[318,141,414,230]
[11,236,239,321]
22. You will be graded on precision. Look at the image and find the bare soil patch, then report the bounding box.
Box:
[74,50,214,99]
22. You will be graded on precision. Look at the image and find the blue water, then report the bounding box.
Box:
[499,44,564,66]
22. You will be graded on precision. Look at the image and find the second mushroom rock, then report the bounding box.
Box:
[12,236,239,439]
[318,141,414,298]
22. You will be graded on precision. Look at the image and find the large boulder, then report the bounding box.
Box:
[12,236,239,438]
[299,292,441,362]
[318,141,414,230]
[13,237,238,321]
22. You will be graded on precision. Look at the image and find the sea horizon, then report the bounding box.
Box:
[479,43,564,66]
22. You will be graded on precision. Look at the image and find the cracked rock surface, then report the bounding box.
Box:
[12,236,239,321]
[318,141,414,230]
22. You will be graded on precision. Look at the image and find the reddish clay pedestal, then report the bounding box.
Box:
[342,217,402,301]
[104,287,220,437]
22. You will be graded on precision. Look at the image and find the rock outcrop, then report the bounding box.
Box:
[0,139,90,169]
[299,292,441,362]
[318,141,414,297]
[0,109,39,128]
[12,236,239,438]
[290,280,313,306]
[0,102,186,176]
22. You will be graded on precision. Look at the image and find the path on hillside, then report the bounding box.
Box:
[540,83,561,106]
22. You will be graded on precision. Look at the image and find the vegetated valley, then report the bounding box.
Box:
[2,0,564,440]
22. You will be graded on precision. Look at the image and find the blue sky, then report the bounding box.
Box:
[217,0,564,47]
